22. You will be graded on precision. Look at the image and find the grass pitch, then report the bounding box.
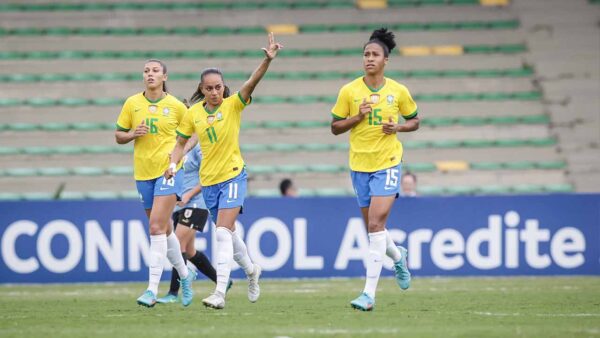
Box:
[0,276,599,338]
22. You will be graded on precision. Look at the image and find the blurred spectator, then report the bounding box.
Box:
[279,178,298,197]
[401,172,418,197]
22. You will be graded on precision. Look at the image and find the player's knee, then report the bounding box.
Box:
[148,220,164,235]
[367,221,385,233]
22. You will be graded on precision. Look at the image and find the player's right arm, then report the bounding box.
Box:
[115,98,149,144]
[331,98,371,135]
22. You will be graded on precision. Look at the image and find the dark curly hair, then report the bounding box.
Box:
[364,28,396,57]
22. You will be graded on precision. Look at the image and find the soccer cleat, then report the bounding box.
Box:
[179,267,197,307]
[394,246,411,290]
[202,291,226,309]
[136,290,157,308]
[350,292,375,311]
[247,264,261,303]
[156,293,178,304]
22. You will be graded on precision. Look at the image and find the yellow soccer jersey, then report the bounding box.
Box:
[177,92,250,186]
[331,77,418,172]
[116,92,187,180]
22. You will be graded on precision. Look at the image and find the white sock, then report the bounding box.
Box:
[215,227,234,295]
[166,232,188,279]
[385,230,402,263]
[363,231,386,299]
[232,229,254,276]
[147,234,167,296]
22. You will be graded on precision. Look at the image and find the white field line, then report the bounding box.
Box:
[473,311,600,317]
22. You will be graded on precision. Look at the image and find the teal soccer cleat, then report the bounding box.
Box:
[394,246,411,290]
[179,267,197,307]
[156,293,178,304]
[350,292,375,311]
[136,290,157,307]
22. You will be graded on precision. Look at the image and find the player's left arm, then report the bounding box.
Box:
[238,32,283,102]
[178,184,202,207]
[382,87,420,134]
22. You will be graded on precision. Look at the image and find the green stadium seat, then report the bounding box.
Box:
[456,116,487,126]
[171,26,201,35]
[294,2,323,9]
[298,189,317,197]
[520,115,550,124]
[139,27,169,35]
[55,146,85,155]
[107,166,134,176]
[331,24,361,33]
[393,22,424,31]
[7,123,38,131]
[308,164,343,173]
[279,49,305,58]
[283,72,313,80]
[503,161,536,170]
[459,21,487,30]
[72,122,104,131]
[0,98,21,107]
[38,167,70,176]
[59,97,88,106]
[404,162,437,172]
[430,140,461,148]
[446,185,476,195]
[314,72,345,80]
[0,51,23,60]
[11,27,43,36]
[402,140,430,149]
[99,73,131,81]
[240,144,269,152]
[6,168,37,177]
[0,193,21,201]
[544,184,574,193]
[295,120,328,128]
[307,49,338,57]
[22,192,54,201]
[84,146,114,154]
[302,143,333,152]
[470,162,503,170]
[263,121,294,129]
[289,96,320,104]
[473,69,503,78]
[301,24,330,33]
[205,27,235,35]
[77,27,105,36]
[497,44,527,54]
[464,45,495,54]
[8,73,39,82]
[251,189,280,197]
[512,184,545,194]
[70,73,99,81]
[87,191,120,200]
[426,117,455,127]
[241,121,260,130]
[513,91,542,100]
[414,93,447,102]
[278,164,308,174]
[332,143,349,151]
[59,191,86,200]
[409,70,442,79]
[45,27,72,36]
[41,122,70,131]
[495,139,528,147]
[210,50,240,59]
[248,165,276,175]
[270,143,301,152]
[254,96,288,104]
[237,26,264,35]
[0,147,19,155]
[23,146,54,155]
[478,185,512,195]
[28,97,56,107]
[448,93,479,101]
[489,116,520,125]
[320,95,337,104]
[489,20,519,30]
[480,92,512,101]
[91,97,123,106]
[72,167,104,176]
[427,22,456,31]
[417,185,445,196]
[504,67,534,77]
[528,138,556,147]
[536,160,567,170]
[442,70,471,78]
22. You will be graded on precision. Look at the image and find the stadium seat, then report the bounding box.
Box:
[278,165,308,174]
[503,161,536,170]
[512,184,545,194]
[445,185,477,195]
[107,166,133,176]
[478,185,512,195]
[301,143,333,152]
[308,164,343,173]
[544,184,575,193]
[251,189,280,197]
[59,191,86,200]
[314,188,350,197]
[248,165,276,175]
[120,190,141,199]
[470,162,504,170]
[38,167,70,176]
[22,192,54,201]
[72,167,104,176]
[536,160,567,170]
[41,122,70,131]
[87,191,120,200]
[0,192,22,201]
[417,185,445,196]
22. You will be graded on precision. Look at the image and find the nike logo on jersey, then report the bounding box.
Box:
[134,108,141,112]
[160,187,170,191]
[384,186,397,190]
[226,199,237,203]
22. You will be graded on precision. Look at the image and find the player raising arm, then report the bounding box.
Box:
[165,33,283,310]
[331,28,420,311]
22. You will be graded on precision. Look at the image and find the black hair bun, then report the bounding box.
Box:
[369,28,396,52]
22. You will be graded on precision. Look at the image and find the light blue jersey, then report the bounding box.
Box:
[174,144,207,212]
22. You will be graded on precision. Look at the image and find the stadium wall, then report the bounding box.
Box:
[1,194,599,283]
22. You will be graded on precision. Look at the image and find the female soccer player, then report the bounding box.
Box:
[157,137,231,304]
[165,32,283,309]
[115,59,196,308]
[330,28,420,311]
